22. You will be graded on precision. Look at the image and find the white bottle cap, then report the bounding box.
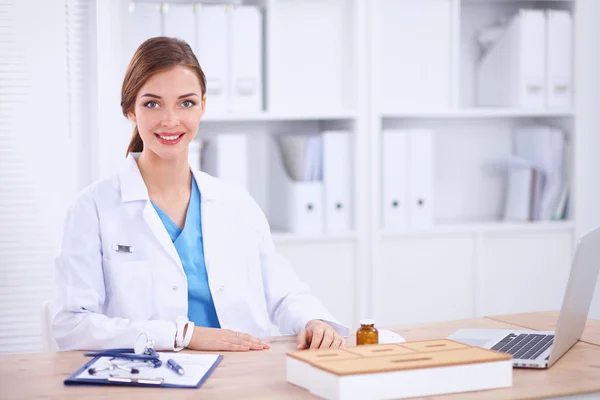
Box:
[360,319,375,326]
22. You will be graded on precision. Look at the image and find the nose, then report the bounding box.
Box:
[160,109,180,129]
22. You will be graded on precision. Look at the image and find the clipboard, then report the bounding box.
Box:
[64,352,223,389]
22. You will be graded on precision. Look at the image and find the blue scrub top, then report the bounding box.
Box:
[151,177,221,328]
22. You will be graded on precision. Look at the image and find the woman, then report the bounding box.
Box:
[52,37,348,352]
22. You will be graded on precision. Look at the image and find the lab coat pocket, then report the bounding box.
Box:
[102,257,154,319]
[104,243,148,263]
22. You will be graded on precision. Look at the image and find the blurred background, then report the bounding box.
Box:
[1,0,599,355]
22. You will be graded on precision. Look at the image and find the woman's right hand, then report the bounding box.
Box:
[187,327,271,351]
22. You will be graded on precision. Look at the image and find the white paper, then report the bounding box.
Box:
[76,352,220,387]
[275,134,322,182]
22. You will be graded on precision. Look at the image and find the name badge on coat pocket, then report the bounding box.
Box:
[112,244,135,254]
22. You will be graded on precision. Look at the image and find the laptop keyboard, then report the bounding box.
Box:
[490,333,554,360]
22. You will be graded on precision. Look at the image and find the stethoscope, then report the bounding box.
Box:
[84,332,162,375]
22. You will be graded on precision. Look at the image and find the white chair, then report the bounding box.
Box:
[41,300,58,352]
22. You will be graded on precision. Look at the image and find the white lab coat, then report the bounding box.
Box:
[52,153,348,351]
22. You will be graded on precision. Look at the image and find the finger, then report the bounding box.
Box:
[296,329,308,350]
[229,333,263,350]
[236,334,263,350]
[223,331,251,351]
[239,333,270,350]
[332,336,344,348]
[241,340,265,350]
[240,333,262,345]
[320,329,335,349]
[226,343,250,352]
[309,327,325,350]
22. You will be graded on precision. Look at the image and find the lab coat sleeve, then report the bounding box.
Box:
[247,195,350,338]
[52,189,177,351]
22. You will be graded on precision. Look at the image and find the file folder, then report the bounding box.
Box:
[231,6,263,113]
[512,125,566,221]
[381,130,409,230]
[195,6,229,115]
[546,10,572,109]
[275,134,322,182]
[310,135,323,182]
[476,9,546,109]
[502,159,539,222]
[201,133,248,189]
[162,4,195,48]
[407,129,434,229]
[269,136,324,233]
[495,124,567,222]
[322,131,352,232]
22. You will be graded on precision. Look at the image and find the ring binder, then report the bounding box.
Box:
[268,135,324,233]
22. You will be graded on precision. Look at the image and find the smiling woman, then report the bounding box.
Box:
[51,36,349,354]
[121,38,207,157]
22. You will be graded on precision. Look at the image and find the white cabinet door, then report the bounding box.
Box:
[275,241,357,330]
[477,230,574,317]
[373,235,476,327]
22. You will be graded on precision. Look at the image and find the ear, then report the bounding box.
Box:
[127,110,137,124]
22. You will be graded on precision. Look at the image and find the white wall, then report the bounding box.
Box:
[93,0,133,181]
[575,0,600,319]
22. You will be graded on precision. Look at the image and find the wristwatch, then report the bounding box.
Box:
[175,316,189,350]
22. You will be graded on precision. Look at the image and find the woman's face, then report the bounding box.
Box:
[128,65,205,161]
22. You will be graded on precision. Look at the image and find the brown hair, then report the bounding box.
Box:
[121,37,207,156]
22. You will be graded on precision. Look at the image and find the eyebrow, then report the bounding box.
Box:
[141,93,200,99]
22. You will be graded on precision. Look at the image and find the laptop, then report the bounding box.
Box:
[448,225,600,369]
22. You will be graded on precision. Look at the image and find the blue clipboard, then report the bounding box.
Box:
[64,354,223,389]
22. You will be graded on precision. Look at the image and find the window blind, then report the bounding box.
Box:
[67,0,93,190]
[0,0,80,354]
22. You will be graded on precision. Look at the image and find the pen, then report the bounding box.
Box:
[108,376,163,385]
[167,358,185,375]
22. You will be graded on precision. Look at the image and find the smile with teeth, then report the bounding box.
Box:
[156,133,183,141]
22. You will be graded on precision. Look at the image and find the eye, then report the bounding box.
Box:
[181,100,196,108]
[144,101,160,109]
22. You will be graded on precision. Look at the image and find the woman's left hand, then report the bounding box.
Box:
[296,319,345,350]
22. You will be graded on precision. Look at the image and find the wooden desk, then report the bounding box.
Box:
[1,313,599,400]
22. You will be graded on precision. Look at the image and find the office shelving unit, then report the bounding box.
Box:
[368,0,579,328]
[88,0,599,331]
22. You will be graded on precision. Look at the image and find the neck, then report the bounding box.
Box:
[136,149,192,196]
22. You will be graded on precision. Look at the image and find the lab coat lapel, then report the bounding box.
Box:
[119,153,184,273]
[142,201,184,271]
[199,196,224,279]
[192,170,222,279]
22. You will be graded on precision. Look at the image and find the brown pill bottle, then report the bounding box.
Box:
[356,319,379,346]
